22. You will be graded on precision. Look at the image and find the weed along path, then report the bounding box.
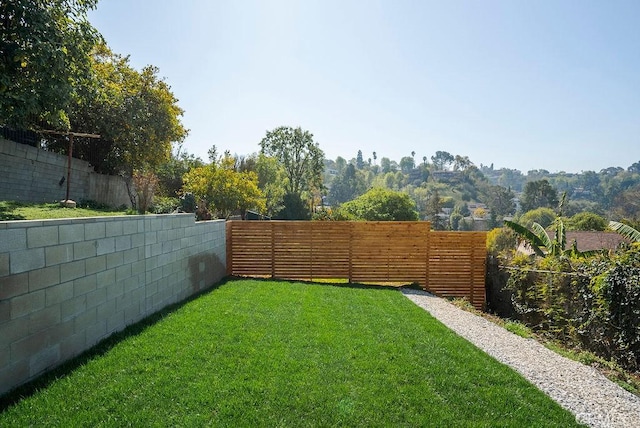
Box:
[403,288,640,428]
[2,279,582,426]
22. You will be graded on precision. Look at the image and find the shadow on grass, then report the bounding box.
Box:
[226,274,425,292]
[0,277,233,412]
[0,201,26,221]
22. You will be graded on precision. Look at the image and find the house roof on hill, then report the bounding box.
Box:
[518,231,627,254]
[565,231,627,252]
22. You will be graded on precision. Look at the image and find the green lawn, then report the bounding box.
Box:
[0,201,128,221]
[0,279,583,427]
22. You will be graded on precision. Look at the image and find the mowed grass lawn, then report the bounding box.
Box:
[0,279,582,427]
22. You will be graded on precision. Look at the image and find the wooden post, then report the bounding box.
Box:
[65,134,73,203]
[225,220,233,276]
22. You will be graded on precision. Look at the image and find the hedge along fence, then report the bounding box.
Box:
[226,221,487,309]
[488,250,640,373]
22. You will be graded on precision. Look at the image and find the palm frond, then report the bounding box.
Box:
[531,222,552,249]
[504,220,546,256]
[609,221,640,243]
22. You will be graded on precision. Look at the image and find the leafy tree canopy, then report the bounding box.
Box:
[431,151,454,171]
[339,188,418,221]
[567,212,607,231]
[182,154,265,219]
[399,156,415,173]
[259,126,324,197]
[518,207,556,229]
[1,0,99,129]
[58,43,187,174]
[520,179,559,212]
[328,163,367,205]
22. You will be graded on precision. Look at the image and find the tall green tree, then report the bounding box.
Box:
[256,153,287,217]
[431,151,454,171]
[41,43,187,176]
[356,150,364,169]
[328,163,366,205]
[520,179,559,212]
[155,144,204,197]
[1,0,99,129]
[399,156,415,173]
[486,185,515,218]
[453,155,472,171]
[425,189,445,230]
[260,126,324,198]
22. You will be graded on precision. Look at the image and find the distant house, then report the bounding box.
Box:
[565,231,627,252]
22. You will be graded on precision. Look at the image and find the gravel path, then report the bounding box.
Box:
[402,288,640,428]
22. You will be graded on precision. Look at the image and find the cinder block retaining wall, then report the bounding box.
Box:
[0,137,131,207]
[0,214,226,395]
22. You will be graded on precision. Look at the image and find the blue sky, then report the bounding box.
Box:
[88,0,640,173]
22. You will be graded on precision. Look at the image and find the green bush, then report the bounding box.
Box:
[502,246,640,372]
[180,192,197,213]
[150,196,179,214]
[486,227,517,256]
[518,207,556,228]
[567,212,607,231]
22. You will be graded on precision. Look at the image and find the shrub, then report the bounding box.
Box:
[133,170,159,214]
[486,227,517,256]
[500,247,640,372]
[150,196,179,214]
[568,212,607,231]
[180,192,197,213]
[518,208,556,228]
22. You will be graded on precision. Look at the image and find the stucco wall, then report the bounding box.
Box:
[0,214,226,396]
[0,138,130,208]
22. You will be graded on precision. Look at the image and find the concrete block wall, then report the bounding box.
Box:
[0,214,226,396]
[0,137,130,207]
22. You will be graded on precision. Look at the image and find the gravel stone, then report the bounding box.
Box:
[402,288,640,428]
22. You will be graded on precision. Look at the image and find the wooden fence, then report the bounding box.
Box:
[226,221,487,309]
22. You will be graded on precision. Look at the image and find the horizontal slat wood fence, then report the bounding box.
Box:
[226,221,487,309]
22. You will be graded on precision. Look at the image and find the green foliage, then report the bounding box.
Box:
[520,179,559,212]
[338,188,418,221]
[609,221,640,243]
[154,146,204,197]
[0,0,99,129]
[501,245,640,372]
[424,189,445,230]
[328,163,366,205]
[504,220,547,257]
[485,185,515,218]
[567,212,607,231]
[256,153,287,217]
[57,43,187,175]
[519,207,556,228]
[179,192,197,213]
[311,207,352,221]
[275,192,310,220]
[486,227,517,256]
[505,217,598,259]
[431,150,454,171]
[260,126,324,197]
[182,155,265,219]
[149,196,179,214]
[399,156,415,173]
